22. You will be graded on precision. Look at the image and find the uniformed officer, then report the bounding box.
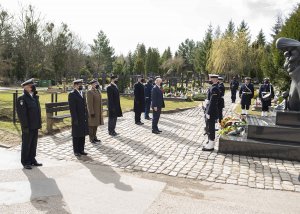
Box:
[230,77,239,103]
[87,79,104,144]
[259,78,274,117]
[68,79,89,157]
[203,74,220,152]
[239,77,254,115]
[218,76,225,123]
[16,78,42,169]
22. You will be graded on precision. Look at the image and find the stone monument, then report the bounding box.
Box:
[218,37,300,161]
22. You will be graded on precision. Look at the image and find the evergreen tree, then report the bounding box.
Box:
[224,20,235,38]
[90,30,115,73]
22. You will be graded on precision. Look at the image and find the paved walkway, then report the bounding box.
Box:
[11,93,300,192]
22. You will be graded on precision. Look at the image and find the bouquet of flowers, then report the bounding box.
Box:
[219,116,247,136]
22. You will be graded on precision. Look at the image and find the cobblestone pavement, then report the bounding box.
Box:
[11,93,300,192]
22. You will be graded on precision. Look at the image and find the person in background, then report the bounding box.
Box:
[17,78,42,169]
[107,75,123,136]
[218,76,225,123]
[230,77,239,103]
[151,77,165,134]
[259,78,274,117]
[133,76,145,125]
[87,79,104,144]
[144,78,154,120]
[239,77,254,115]
[202,74,220,152]
[68,79,89,157]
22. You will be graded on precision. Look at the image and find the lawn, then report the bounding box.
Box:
[0,90,200,135]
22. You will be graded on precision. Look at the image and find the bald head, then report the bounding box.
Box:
[155,78,162,86]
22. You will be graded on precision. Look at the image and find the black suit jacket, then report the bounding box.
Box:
[68,90,89,137]
[107,84,123,118]
[134,82,145,112]
[17,90,42,130]
[151,85,165,109]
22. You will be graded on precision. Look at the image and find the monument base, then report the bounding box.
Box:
[219,135,300,161]
[218,113,300,162]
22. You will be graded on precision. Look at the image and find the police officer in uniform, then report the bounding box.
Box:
[218,76,225,123]
[68,79,89,157]
[16,78,42,169]
[259,78,274,117]
[239,77,254,115]
[230,77,239,103]
[203,74,220,152]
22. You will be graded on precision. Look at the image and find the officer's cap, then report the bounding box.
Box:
[88,79,98,85]
[218,76,224,80]
[276,37,300,51]
[21,78,34,87]
[73,79,83,84]
[209,74,219,79]
[264,77,270,81]
[244,77,251,80]
[110,74,118,80]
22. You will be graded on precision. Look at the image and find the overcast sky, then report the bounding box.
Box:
[1,0,299,55]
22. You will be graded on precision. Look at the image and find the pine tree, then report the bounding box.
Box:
[224,20,235,38]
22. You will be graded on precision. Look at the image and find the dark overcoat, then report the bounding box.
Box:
[107,84,123,118]
[17,91,42,130]
[134,82,145,112]
[259,83,275,106]
[68,90,89,137]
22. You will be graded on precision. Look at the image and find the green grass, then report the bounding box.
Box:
[0,91,200,135]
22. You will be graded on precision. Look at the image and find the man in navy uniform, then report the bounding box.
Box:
[218,76,225,123]
[107,75,123,136]
[202,74,220,152]
[16,78,42,169]
[239,77,254,115]
[259,78,274,117]
[68,79,89,157]
[230,77,239,103]
[133,76,145,125]
[151,77,165,134]
[144,78,154,120]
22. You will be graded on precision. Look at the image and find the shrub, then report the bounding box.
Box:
[192,93,206,101]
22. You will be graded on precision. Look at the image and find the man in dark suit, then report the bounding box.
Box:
[202,74,220,152]
[134,76,145,125]
[239,77,254,115]
[107,75,123,136]
[68,79,89,157]
[16,78,42,169]
[144,78,153,120]
[230,77,239,103]
[151,78,165,134]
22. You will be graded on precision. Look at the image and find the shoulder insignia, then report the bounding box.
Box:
[20,99,24,106]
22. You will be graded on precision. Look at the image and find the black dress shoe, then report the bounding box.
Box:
[32,162,43,167]
[113,131,118,136]
[145,117,152,120]
[135,122,144,125]
[74,153,81,157]
[91,140,97,144]
[24,165,32,170]
[202,147,214,152]
[94,138,101,142]
[158,129,162,132]
[80,152,88,156]
[152,130,160,134]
